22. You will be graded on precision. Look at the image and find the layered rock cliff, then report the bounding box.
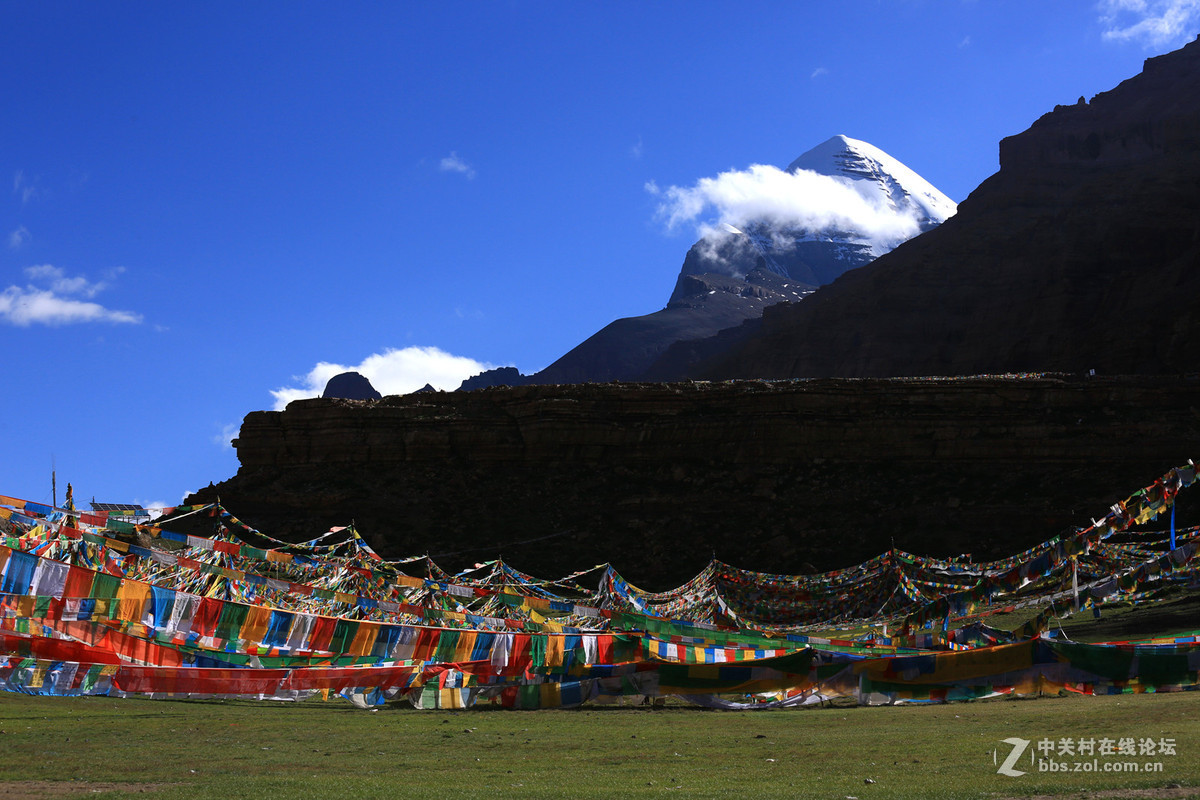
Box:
[190,376,1200,588]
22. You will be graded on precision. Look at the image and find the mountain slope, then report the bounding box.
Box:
[461,136,953,388]
[694,38,1200,380]
[528,269,812,385]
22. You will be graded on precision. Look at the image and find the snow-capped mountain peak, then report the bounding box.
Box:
[677,135,956,287]
[786,135,957,229]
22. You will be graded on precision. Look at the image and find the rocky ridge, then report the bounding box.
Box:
[191,376,1200,588]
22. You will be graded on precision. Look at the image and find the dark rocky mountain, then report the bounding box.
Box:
[321,371,381,401]
[458,269,809,388]
[502,269,813,386]
[688,38,1200,380]
[460,136,952,389]
[463,268,811,391]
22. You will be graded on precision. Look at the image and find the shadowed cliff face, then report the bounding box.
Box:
[189,377,1200,588]
[687,38,1200,381]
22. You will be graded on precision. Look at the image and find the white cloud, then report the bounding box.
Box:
[0,288,142,326]
[650,162,922,252]
[630,136,644,159]
[213,422,240,449]
[0,265,141,326]
[439,151,476,179]
[8,226,29,249]
[24,264,121,298]
[1099,0,1200,47]
[270,346,497,411]
[811,66,829,79]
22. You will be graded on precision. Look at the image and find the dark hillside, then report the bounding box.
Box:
[691,38,1200,380]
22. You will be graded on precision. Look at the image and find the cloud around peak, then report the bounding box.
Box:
[270,346,497,410]
[648,162,924,252]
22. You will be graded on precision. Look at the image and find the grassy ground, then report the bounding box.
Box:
[2,690,1199,800]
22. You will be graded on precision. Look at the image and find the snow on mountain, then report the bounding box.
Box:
[464,136,958,389]
[673,135,956,287]
[786,135,957,229]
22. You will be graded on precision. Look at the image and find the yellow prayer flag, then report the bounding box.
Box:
[348,622,379,657]
[115,580,151,623]
[240,605,273,646]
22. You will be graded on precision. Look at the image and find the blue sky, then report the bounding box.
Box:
[2,1,1196,512]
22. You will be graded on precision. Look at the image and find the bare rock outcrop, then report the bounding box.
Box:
[321,372,381,401]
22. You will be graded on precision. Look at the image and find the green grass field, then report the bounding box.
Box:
[2,690,1198,800]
